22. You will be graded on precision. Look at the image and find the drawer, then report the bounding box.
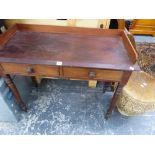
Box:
[1,63,59,77]
[63,67,123,81]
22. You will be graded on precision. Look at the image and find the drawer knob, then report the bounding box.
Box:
[89,71,96,79]
[27,66,34,74]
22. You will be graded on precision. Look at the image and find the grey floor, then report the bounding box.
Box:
[134,35,155,43]
[0,35,155,135]
[0,78,155,135]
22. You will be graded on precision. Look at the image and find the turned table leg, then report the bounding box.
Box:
[3,74,27,112]
[31,76,42,87]
[105,71,132,119]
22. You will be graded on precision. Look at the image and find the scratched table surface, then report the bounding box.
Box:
[0,30,133,70]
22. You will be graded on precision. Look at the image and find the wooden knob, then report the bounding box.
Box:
[89,71,96,79]
[27,66,34,74]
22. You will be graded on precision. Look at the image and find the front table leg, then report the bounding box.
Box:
[3,74,27,112]
[105,71,132,119]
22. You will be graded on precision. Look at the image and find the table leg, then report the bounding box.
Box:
[103,82,114,93]
[3,74,27,112]
[105,71,132,119]
[31,76,42,87]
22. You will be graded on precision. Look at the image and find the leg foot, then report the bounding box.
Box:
[20,101,28,112]
[105,112,111,120]
[105,84,122,119]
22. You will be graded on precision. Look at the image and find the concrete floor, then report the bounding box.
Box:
[0,79,155,135]
[0,35,155,135]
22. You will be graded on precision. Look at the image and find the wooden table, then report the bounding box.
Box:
[0,24,138,119]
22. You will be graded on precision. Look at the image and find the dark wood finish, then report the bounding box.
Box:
[2,74,27,111]
[0,24,137,70]
[0,24,138,118]
[126,30,137,50]
[1,63,59,77]
[121,30,137,63]
[105,71,132,119]
[0,64,27,111]
[115,19,137,52]
[0,24,17,46]
[17,23,121,36]
[63,67,123,81]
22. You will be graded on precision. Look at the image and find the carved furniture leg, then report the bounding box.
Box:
[105,71,132,119]
[3,74,27,111]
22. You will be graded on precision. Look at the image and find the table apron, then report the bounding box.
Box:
[0,63,123,82]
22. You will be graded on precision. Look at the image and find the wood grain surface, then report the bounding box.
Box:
[0,24,137,71]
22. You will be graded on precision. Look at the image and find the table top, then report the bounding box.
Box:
[0,24,138,71]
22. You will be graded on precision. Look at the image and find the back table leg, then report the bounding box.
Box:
[3,74,27,112]
[105,71,132,119]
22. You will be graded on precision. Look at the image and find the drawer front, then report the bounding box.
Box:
[63,67,123,81]
[1,63,59,77]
